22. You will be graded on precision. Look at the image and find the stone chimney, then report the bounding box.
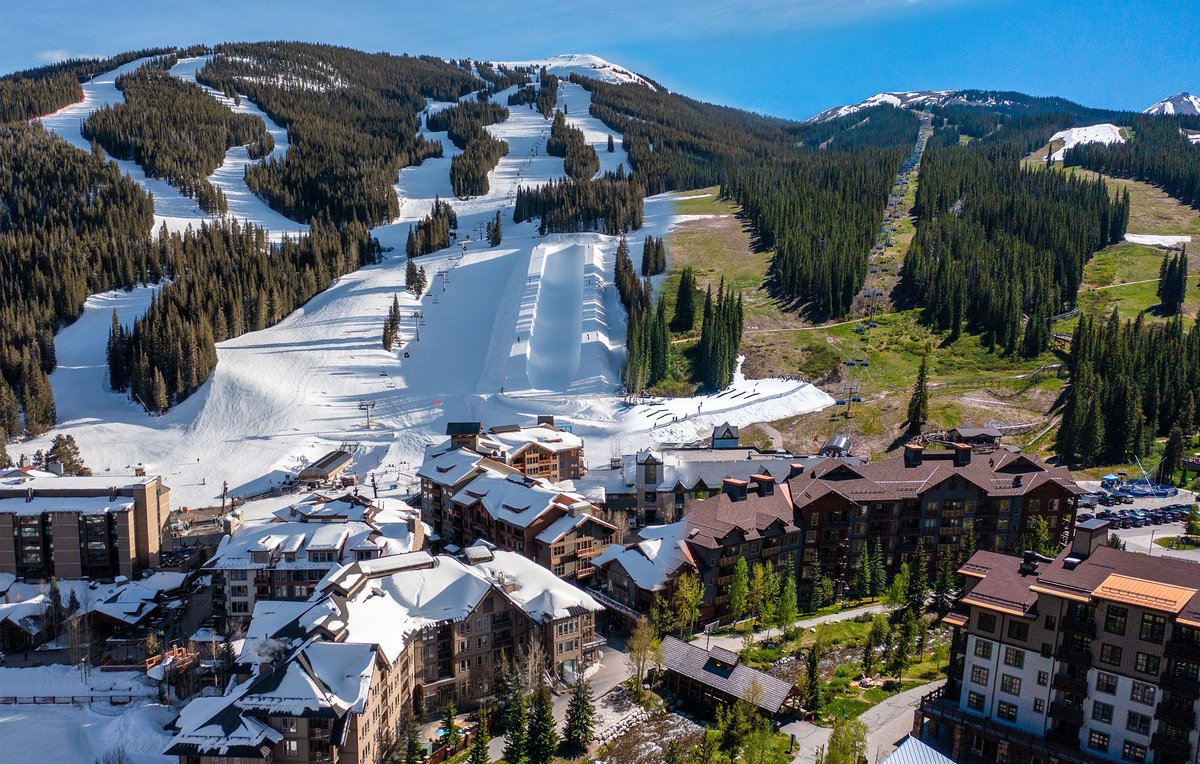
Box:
[903,444,924,468]
[46,461,64,477]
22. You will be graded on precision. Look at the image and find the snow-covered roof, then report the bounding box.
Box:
[484,423,583,455]
[534,511,615,544]
[452,471,592,529]
[417,446,487,487]
[0,494,135,516]
[468,548,603,622]
[593,521,693,592]
[206,520,380,571]
[138,571,188,593]
[0,594,47,636]
[237,640,375,718]
[0,474,157,492]
[166,678,285,757]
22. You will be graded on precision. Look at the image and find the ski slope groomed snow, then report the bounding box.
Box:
[1048,123,1126,161]
[1125,233,1193,247]
[24,56,833,509]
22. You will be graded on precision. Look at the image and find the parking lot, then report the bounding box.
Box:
[1077,481,1200,560]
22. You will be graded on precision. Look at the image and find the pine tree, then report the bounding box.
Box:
[853,547,871,600]
[907,552,929,614]
[0,377,20,438]
[906,353,929,432]
[778,575,799,630]
[149,367,169,414]
[728,556,749,620]
[490,210,503,247]
[48,577,64,640]
[932,552,957,612]
[607,134,615,153]
[804,631,824,715]
[402,711,423,764]
[672,267,697,331]
[445,701,461,750]
[525,683,558,764]
[870,539,887,598]
[502,694,527,763]
[46,435,91,476]
[562,677,595,755]
[466,705,491,764]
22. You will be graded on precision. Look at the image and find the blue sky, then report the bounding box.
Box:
[2,0,1196,120]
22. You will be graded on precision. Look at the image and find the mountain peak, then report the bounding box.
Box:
[1144,92,1200,116]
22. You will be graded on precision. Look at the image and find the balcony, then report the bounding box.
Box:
[1055,644,1093,667]
[1166,640,1200,663]
[1061,615,1096,638]
[1155,703,1197,729]
[1048,700,1084,726]
[1051,673,1088,695]
[1163,673,1200,699]
[1152,732,1192,759]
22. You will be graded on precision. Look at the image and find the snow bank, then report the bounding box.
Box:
[1048,123,1125,161]
[0,665,150,697]
[0,701,173,764]
[1125,233,1192,247]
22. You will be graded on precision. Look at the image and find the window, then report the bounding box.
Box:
[283,718,298,733]
[977,612,996,632]
[476,617,487,632]
[970,665,990,685]
[1130,681,1156,705]
[1000,674,1021,695]
[1105,606,1128,636]
[644,492,656,504]
[1134,652,1160,675]
[1037,670,1049,686]
[974,639,993,659]
[1122,741,1147,762]
[1139,613,1166,643]
[1003,647,1025,669]
[1088,731,1110,753]
[1007,621,1029,641]
[997,701,1017,722]
[284,740,300,755]
[1096,672,1118,694]
[1092,701,1114,724]
[1045,615,1057,631]
[967,691,985,711]
[230,570,248,581]
[1100,644,1123,666]
[1034,698,1045,713]
[1126,711,1151,735]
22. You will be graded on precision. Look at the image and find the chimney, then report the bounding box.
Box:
[750,475,774,497]
[952,444,972,467]
[610,457,622,470]
[1070,519,1111,561]
[47,461,64,477]
[903,444,924,468]
[788,463,806,480]
[537,415,556,427]
[722,479,748,502]
[18,454,30,468]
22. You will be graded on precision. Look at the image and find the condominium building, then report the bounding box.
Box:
[0,471,171,580]
[167,545,603,764]
[916,519,1200,764]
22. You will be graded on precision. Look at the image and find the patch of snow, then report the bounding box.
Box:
[1125,233,1193,247]
[1047,123,1126,161]
[0,701,174,764]
[496,54,655,90]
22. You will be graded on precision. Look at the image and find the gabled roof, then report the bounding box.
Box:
[712,423,739,440]
[165,678,284,757]
[660,635,795,714]
[237,640,376,718]
[534,511,616,544]
[593,521,695,592]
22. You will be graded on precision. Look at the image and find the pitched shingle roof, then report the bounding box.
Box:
[660,635,794,714]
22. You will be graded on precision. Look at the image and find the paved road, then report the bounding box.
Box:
[706,602,892,654]
[786,680,943,764]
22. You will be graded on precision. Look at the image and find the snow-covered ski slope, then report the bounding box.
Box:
[1048,123,1125,161]
[27,55,832,508]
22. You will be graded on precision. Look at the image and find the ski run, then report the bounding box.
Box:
[27,54,833,509]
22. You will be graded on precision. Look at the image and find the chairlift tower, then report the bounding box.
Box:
[358,400,377,429]
[842,381,861,419]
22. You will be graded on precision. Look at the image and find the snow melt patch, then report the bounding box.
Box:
[1125,233,1192,247]
[1048,123,1125,161]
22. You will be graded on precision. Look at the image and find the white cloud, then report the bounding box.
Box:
[36,48,100,63]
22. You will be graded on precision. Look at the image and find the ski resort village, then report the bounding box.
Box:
[1,11,1200,764]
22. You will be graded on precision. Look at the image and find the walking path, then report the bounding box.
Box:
[785,680,944,764]
[705,602,892,654]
